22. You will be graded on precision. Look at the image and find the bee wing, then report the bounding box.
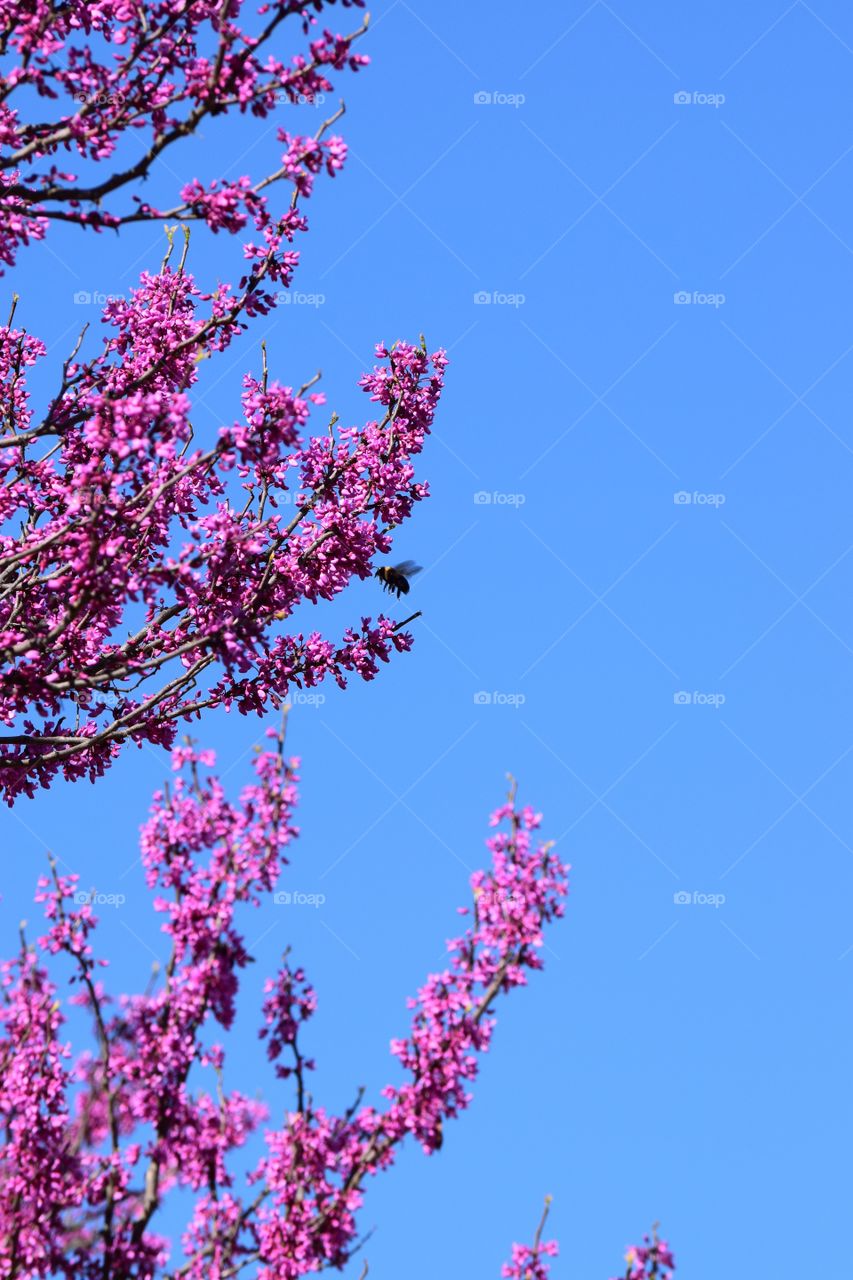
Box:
[393,560,422,578]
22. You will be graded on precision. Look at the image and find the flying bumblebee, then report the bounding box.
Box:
[375,560,422,599]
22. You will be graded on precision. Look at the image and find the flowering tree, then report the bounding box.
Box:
[0,735,565,1276]
[0,0,678,1271]
[0,0,369,265]
[0,734,673,1278]
[0,0,443,804]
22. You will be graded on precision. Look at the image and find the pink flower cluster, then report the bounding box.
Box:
[382,800,567,1154]
[502,1238,559,1280]
[614,1234,676,1280]
[0,0,445,805]
[0,739,570,1277]
[499,1196,559,1280]
[0,308,445,801]
[501,1222,676,1280]
[0,0,369,269]
[252,789,568,1278]
[0,734,298,1276]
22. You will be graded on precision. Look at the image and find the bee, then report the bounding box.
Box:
[375,560,422,599]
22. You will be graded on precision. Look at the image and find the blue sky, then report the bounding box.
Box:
[5,1,853,1275]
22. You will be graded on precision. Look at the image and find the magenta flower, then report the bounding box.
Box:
[0,0,443,805]
[0,738,572,1277]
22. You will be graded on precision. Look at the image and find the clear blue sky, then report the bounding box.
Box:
[4,1,853,1275]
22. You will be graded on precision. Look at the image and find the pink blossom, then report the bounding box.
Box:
[0,742,570,1277]
[0,0,436,806]
[0,318,446,802]
[612,1232,677,1280]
